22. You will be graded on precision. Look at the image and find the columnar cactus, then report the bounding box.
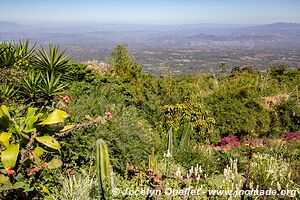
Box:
[96,139,111,199]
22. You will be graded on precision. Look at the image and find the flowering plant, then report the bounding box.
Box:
[281,132,300,141]
[220,134,240,148]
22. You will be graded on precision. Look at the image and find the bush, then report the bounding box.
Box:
[60,81,162,173]
[64,63,97,82]
[0,106,70,199]
[172,147,218,174]
[251,153,298,191]
[50,170,98,200]
[276,100,300,133]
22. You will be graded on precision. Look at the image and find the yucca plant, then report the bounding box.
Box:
[34,44,70,75]
[96,139,111,200]
[12,39,36,68]
[0,43,7,67]
[38,71,67,104]
[20,70,67,105]
[0,42,16,68]
[20,70,41,102]
[0,83,17,103]
[0,39,35,69]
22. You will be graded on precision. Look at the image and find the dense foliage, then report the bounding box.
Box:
[0,40,299,199]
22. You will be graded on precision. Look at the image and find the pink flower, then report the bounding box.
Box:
[153,177,160,183]
[221,134,240,148]
[282,132,300,141]
[5,168,14,175]
[62,96,70,104]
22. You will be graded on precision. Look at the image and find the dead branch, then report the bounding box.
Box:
[56,112,112,138]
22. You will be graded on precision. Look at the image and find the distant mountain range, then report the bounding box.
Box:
[1,21,300,49]
[168,22,300,48]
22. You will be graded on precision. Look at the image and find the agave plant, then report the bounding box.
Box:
[20,70,41,103]
[0,43,7,67]
[34,44,70,74]
[13,39,36,67]
[0,42,16,69]
[0,83,17,104]
[20,70,67,105]
[38,71,67,104]
[0,39,35,69]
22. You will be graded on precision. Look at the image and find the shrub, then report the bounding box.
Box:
[109,43,142,81]
[0,106,68,198]
[172,146,218,174]
[251,153,298,192]
[64,63,96,82]
[162,97,217,144]
[60,82,162,173]
[276,100,300,133]
[50,170,98,200]
[0,104,110,199]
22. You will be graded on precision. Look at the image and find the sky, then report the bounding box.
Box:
[0,0,300,25]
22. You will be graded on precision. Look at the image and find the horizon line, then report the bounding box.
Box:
[1,20,300,26]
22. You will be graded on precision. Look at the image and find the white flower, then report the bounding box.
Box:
[165,149,172,158]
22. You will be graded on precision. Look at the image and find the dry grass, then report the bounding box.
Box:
[262,94,290,110]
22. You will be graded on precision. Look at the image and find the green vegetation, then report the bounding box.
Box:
[0,40,299,199]
[96,139,111,199]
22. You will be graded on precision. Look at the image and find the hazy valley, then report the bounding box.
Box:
[1,21,300,74]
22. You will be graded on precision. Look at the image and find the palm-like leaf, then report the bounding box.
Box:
[20,70,41,101]
[34,44,70,74]
[0,42,16,68]
[14,39,36,60]
[0,39,36,69]
[0,83,17,102]
[39,72,67,102]
[0,43,7,66]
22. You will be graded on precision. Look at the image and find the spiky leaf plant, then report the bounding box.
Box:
[34,44,70,75]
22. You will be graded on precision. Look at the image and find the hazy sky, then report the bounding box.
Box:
[1,0,300,24]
